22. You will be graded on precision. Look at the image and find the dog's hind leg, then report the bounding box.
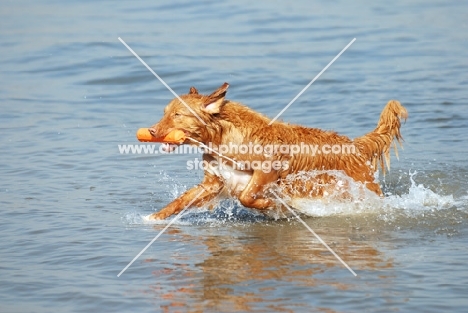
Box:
[147,173,224,220]
[365,181,383,196]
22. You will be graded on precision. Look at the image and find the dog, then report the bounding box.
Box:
[146,83,407,220]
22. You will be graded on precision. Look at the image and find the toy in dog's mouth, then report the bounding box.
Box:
[136,128,186,153]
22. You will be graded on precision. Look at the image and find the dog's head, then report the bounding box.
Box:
[148,83,229,151]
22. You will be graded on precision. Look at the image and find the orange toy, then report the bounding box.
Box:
[136,128,186,144]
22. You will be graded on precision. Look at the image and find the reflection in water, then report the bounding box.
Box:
[145,221,393,312]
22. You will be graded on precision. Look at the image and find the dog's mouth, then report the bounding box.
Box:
[160,129,192,153]
[147,127,191,153]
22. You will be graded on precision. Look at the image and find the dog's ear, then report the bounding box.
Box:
[189,86,199,95]
[202,82,229,114]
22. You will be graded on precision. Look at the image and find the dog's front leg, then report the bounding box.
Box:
[147,173,223,220]
[238,170,279,210]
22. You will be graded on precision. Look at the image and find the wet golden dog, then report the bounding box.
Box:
[146,83,407,220]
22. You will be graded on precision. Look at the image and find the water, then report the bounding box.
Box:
[1,0,468,312]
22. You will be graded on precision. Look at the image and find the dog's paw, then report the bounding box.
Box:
[145,212,166,221]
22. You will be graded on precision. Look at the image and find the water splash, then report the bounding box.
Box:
[123,199,268,226]
[124,169,464,226]
[384,170,455,214]
[286,170,458,218]
[280,170,383,217]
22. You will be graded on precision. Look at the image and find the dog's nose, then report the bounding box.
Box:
[148,128,157,137]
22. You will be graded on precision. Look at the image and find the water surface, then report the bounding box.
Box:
[1,0,468,312]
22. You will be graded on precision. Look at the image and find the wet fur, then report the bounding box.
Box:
[147,83,407,219]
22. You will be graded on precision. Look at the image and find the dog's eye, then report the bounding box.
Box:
[174,112,181,118]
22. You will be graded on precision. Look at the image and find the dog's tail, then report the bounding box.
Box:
[354,100,408,174]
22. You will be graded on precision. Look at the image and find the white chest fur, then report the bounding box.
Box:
[205,157,252,194]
